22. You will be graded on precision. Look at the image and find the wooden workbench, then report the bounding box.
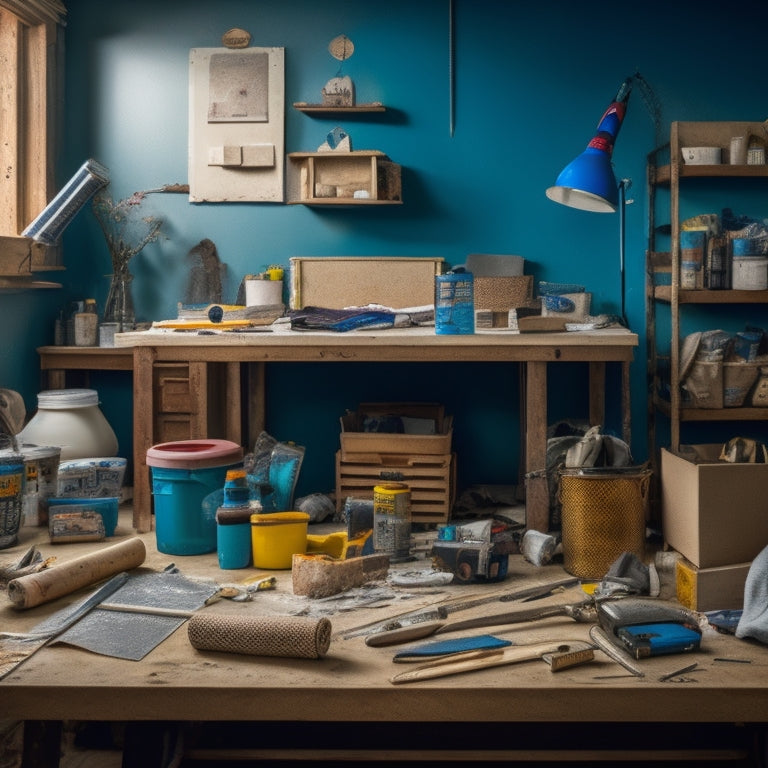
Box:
[110,325,637,534]
[1,510,767,766]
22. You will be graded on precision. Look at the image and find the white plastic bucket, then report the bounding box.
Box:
[732,257,768,290]
[245,279,283,307]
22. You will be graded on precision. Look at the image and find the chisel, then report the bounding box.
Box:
[366,597,597,647]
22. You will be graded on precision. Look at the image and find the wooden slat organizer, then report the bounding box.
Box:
[335,451,455,525]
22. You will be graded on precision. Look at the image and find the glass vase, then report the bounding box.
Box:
[103,270,135,332]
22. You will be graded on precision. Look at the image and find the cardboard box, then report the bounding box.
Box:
[661,444,768,567]
[340,402,453,460]
[676,557,750,612]
[289,256,444,310]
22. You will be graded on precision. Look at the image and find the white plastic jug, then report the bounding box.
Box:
[19,389,118,460]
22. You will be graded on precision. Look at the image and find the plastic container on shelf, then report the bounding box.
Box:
[18,389,118,461]
[146,439,244,555]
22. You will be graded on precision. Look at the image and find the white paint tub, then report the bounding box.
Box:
[732,256,768,290]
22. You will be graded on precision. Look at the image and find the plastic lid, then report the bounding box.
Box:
[37,389,99,409]
[146,439,244,469]
[250,511,309,525]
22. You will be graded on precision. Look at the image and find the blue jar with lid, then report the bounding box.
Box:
[216,468,254,569]
[435,269,474,335]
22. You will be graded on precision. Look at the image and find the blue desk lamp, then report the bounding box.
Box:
[546,76,641,327]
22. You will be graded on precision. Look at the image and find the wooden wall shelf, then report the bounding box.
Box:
[293,102,386,114]
[286,151,402,205]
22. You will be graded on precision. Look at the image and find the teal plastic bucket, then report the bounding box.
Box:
[146,439,244,556]
[151,465,237,554]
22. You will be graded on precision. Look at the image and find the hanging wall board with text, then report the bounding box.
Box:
[189,47,285,202]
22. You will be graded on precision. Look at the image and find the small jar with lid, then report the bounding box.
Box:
[216,468,255,569]
[74,299,99,347]
[18,389,119,461]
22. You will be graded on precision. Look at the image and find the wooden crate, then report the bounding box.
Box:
[335,451,455,525]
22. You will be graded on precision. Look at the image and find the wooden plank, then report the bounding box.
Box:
[224,361,243,445]
[23,21,51,229]
[246,361,265,447]
[524,361,549,532]
[133,346,155,533]
[0,11,22,235]
[0,235,32,275]
[588,361,606,428]
[189,361,207,436]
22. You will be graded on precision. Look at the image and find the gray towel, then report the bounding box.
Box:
[735,545,768,645]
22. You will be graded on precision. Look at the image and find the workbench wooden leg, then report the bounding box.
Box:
[588,361,606,428]
[122,722,181,768]
[246,362,266,449]
[132,347,155,533]
[46,370,67,390]
[21,720,61,768]
[225,361,243,446]
[524,361,549,533]
[188,362,208,437]
[622,360,631,446]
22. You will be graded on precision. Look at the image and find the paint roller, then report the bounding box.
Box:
[187,613,332,659]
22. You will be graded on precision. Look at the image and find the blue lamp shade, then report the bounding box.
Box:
[546,99,627,213]
[546,148,618,212]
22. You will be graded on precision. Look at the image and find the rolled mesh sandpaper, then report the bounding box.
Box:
[188,613,332,659]
[7,537,146,609]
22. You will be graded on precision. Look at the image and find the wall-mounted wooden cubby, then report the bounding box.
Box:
[286,151,402,205]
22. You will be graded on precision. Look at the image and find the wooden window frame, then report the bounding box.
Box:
[0,1,65,281]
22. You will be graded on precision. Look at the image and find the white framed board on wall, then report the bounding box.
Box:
[189,47,285,202]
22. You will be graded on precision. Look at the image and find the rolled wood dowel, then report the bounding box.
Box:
[98,603,195,619]
[7,537,147,609]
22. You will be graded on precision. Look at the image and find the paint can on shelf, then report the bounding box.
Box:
[732,256,768,290]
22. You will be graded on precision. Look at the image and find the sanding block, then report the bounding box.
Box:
[292,553,389,599]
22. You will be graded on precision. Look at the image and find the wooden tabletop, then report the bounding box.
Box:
[1,508,766,726]
[115,323,638,362]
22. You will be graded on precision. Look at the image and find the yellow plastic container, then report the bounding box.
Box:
[250,511,309,569]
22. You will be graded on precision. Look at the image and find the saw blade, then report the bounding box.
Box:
[589,624,645,678]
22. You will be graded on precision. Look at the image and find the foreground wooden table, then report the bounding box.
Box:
[112,325,637,534]
[1,512,767,766]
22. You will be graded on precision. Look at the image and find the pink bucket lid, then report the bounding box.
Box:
[146,439,243,469]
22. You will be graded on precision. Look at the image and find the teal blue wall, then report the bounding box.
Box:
[4,0,768,497]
